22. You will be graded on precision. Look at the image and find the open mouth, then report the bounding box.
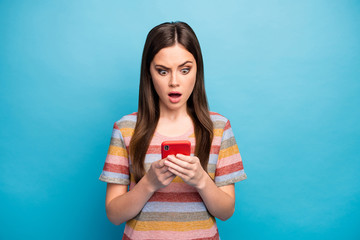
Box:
[168,93,182,98]
[168,92,182,103]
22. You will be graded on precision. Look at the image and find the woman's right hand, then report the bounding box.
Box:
[105,158,175,225]
[144,158,176,192]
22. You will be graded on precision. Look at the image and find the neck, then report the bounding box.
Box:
[159,104,189,121]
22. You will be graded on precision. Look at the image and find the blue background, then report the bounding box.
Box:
[1,0,359,239]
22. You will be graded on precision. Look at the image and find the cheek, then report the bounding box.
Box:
[187,73,197,92]
[152,77,166,97]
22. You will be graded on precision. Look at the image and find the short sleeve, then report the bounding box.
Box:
[214,120,247,187]
[99,122,130,185]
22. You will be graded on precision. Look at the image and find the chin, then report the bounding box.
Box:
[165,103,186,112]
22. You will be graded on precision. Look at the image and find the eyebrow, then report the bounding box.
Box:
[154,61,193,69]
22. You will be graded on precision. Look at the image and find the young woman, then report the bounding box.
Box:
[99,21,247,240]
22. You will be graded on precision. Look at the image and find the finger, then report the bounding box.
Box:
[175,154,195,163]
[163,174,176,185]
[166,155,192,170]
[164,159,189,175]
[157,162,171,174]
[168,167,187,180]
[157,166,167,174]
[154,159,165,169]
[164,170,175,179]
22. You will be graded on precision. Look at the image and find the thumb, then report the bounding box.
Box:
[155,159,165,169]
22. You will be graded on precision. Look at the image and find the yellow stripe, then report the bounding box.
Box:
[127,217,216,231]
[130,173,215,184]
[120,128,134,138]
[171,174,215,183]
[213,129,223,137]
[172,176,184,183]
[208,172,215,180]
[171,175,213,183]
[108,145,128,157]
[218,145,239,159]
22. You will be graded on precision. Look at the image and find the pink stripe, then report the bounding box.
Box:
[150,136,196,145]
[124,222,218,239]
[216,153,242,168]
[157,182,197,193]
[105,154,128,165]
[123,136,131,146]
[211,136,222,145]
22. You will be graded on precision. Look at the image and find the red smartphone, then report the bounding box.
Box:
[161,140,191,159]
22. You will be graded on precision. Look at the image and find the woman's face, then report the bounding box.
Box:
[150,43,197,113]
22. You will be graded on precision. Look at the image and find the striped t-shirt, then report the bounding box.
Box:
[99,112,247,240]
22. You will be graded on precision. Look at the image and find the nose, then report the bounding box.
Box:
[169,72,179,87]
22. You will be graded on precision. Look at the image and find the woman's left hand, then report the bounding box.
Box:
[164,154,207,189]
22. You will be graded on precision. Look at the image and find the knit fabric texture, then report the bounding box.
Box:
[99,112,247,240]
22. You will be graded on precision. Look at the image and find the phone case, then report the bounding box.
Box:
[161,140,191,159]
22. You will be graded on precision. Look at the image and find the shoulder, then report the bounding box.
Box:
[114,112,137,130]
[210,112,236,143]
[209,111,231,129]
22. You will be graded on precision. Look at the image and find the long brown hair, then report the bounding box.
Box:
[129,21,213,183]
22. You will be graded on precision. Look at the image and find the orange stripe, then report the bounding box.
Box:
[108,145,128,157]
[170,175,215,183]
[172,176,184,183]
[213,129,223,137]
[120,128,134,138]
[218,145,239,159]
[126,217,216,231]
[208,172,215,180]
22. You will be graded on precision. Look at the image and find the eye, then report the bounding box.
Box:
[157,69,168,76]
[181,68,190,74]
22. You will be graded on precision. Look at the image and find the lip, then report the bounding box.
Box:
[168,91,182,103]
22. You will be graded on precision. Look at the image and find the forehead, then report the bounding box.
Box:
[152,44,195,66]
